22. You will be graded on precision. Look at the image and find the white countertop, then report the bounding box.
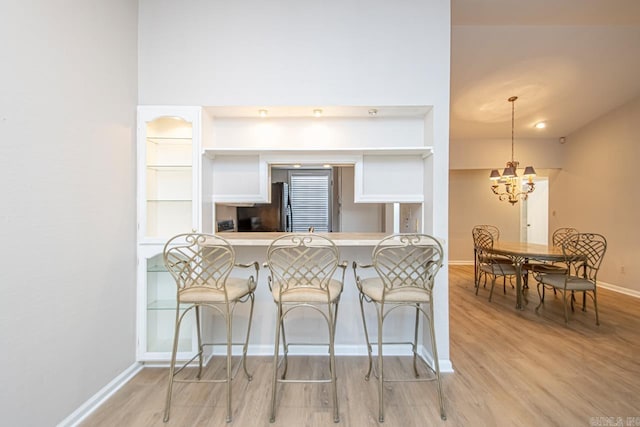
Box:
[216,232,389,246]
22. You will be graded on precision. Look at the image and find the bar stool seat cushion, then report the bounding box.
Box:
[359,277,431,303]
[179,277,257,303]
[271,278,343,302]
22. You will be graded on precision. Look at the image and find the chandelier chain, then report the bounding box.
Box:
[511,97,515,163]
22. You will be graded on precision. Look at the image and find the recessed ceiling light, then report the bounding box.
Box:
[534,122,546,129]
[368,109,378,117]
[313,109,323,117]
[259,109,268,118]
[293,164,301,168]
[323,164,331,168]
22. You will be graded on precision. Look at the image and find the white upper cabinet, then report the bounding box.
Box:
[137,106,202,242]
[203,107,434,205]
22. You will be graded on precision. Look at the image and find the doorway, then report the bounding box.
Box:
[520,177,549,244]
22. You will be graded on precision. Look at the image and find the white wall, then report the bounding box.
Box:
[552,96,640,292]
[0,2,138,425]
[339,167,384,232]
[139,0,450,108]
[449,169,522,262]
[450,137,562,170]
[139,0,452,364]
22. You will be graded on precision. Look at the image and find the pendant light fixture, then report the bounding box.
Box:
[489,96,536,205]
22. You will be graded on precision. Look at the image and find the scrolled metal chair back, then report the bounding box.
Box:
[164,233,235,293]
[372,234,444,294]
[552,227,579,247]
[472,225,500,242]
[474,228,495,252]
[562,233,607,282]
[267,234,339,296]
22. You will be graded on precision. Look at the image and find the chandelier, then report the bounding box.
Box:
[489,96,536,205]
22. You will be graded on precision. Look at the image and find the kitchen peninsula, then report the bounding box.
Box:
[137,105,451,371]
[215,231,393,359]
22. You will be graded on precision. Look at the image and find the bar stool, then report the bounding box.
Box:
[265,233,347,423]
[353,233,446,422]
[162,233,259,423]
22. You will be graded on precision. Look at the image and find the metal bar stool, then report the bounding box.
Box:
[353,233,447,422]
[265,233,347,423]
[163,233,259,423]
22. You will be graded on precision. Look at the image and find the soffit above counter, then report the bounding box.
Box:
[204,105,433,119]
[203,146,433,159]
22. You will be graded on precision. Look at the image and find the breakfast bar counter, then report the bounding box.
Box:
[216,231,389,246]
[204,231,450,373]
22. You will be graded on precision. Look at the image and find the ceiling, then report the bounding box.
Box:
[450,0,640,139]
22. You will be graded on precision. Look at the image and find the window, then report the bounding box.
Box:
[288,169,332,232]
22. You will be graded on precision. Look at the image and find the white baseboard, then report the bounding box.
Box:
[142,344,453,373]
[175,344,454,372]
[598,280,640,299]
[418,346,454,373]
[57,362,143,427]
[448,260,473,266]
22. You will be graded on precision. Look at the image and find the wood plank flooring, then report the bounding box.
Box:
[81,266,640,426]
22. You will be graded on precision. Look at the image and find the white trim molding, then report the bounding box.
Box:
[598,280,640,299]
[448,260,473,266]
[57,362,143,427]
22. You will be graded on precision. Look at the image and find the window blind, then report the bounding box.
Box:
[289,172,331,232]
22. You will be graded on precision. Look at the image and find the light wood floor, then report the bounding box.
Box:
[82,266,640,426]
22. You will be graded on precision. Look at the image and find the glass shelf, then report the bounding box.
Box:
[147,137,192,144]
[146,165,192,170]
[147,299,192,311]
[147,264,167,273]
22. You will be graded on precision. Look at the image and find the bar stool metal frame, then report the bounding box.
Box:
[162,233,259,423]
[265,233,347,423]
[353,233,446,422]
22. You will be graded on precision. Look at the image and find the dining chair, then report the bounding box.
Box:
[474,229,518,301]
[265,233,347,423]
[353,233,446,422]
[522,227,579,288]
[534,233,607,325]
[472,225,513,292]
[162,233,259,423]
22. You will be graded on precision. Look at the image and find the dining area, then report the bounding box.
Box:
[472,224,607,324]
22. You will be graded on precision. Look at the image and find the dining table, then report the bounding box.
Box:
[484,241,565,310]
